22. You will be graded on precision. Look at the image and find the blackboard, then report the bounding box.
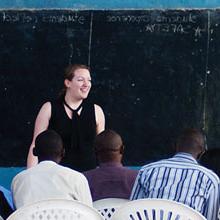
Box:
[0,10,218,166]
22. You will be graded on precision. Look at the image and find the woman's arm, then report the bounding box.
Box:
[94,104,105,134]
[26,102,51,168]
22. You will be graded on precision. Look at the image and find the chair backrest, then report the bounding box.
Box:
[93,198,129,219]
[111,199,207,220]
[7,199,104,220]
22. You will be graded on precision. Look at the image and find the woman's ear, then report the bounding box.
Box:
[64,79,70,88]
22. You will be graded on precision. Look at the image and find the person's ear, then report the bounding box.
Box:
[197,150,206,161]
[197,136,207,161]
[64,79,71,88]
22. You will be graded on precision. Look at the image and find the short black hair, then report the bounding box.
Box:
[176,128,205,152]
[95,129,123,153]
[94,129,124,162]
[33,130,64,160]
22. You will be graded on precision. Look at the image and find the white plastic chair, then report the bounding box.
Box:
[93,198,129,219]
[111,199,207,220]
[7,199,104,220]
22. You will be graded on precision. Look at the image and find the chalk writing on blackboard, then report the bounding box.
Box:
[144,24,187,34]
[0,12,86,24]
[105,12,207,36]
[143,24,207,36]
[106,13,197,24]
[41,14,86,24]
[1,12,37,23]
[155,13,197,23]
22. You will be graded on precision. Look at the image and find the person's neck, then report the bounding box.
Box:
[64,93,83,109]
[99,157,122,164]
[176,150,196,159]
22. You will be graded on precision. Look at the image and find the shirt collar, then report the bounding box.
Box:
[38,160,57,165]
[173,152,198,164]
[99,161,123,168]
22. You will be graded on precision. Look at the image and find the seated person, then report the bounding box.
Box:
[12,130,92,209]
[130,128,220,220]
[200,148,220,177]
[0,186,13,219]
[84,129,138,201]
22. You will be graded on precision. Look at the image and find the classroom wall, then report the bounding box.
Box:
[1,0,220,189]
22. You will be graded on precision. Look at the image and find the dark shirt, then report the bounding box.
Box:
[49,98,97,172]
[83,162,138,201]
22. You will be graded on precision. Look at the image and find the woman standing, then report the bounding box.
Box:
[27,64,105,171]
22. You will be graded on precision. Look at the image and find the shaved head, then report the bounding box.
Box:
[95,129,124,162]
[176,128,205,159]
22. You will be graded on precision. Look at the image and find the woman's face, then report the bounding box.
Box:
[65,68,92,100]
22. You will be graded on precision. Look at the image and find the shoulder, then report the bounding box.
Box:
[124,167,139,175]
[83,168,98,178]
[94,104,105,118]
[58,165,88,182]
[197,164,220,184]
[12,168,30,184]
[38,101,51,113]
[94,104,105,132]
[116,166,139,181]
[94,104,105,116]
[35,102,52,121]
[140,159,220,186]
[83,100,104,117]
[140,159,168,171]
[38,99,62,118]
[94,104,103,112]
[137,159,175,178]
[43,101,51,108]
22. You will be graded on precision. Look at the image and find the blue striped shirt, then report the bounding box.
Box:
[130,153,220,220]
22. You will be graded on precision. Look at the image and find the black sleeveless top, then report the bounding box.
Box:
[49,98,97,172]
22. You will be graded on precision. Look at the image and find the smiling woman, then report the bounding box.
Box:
[26,64,105,172]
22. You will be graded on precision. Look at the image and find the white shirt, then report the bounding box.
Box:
[12,161,92,209]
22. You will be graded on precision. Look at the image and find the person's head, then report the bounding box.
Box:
[33,130,65,163]
[94,129,124,163]
[62,64,92,101]
[176,128,206,160]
